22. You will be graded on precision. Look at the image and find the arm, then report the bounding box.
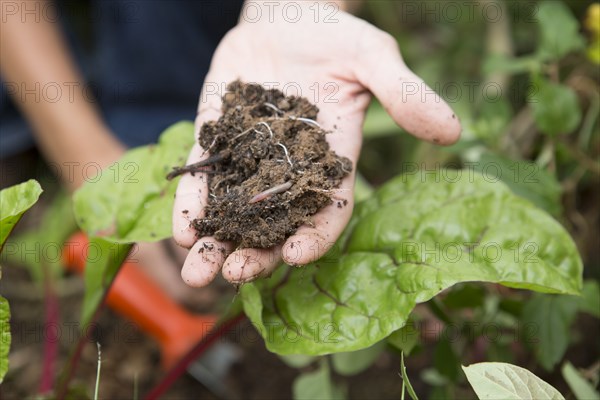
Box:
[0,0,125,191]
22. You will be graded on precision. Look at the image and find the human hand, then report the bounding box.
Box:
[173,3,461,287]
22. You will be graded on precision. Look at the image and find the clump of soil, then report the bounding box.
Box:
[170,81,352,248]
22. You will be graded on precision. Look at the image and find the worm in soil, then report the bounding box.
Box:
[166,153,226,180]
[248,181,293,204]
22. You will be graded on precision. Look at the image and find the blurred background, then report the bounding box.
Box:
[1,1,598,399]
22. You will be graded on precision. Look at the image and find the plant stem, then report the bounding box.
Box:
[39,270,59,394]
[144,313,246,400]
[55,243,134,400]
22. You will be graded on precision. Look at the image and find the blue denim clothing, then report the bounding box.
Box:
[0,0,243,157]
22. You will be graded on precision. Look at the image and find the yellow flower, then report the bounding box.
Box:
[585,4,600,63]
[584,4,600,37]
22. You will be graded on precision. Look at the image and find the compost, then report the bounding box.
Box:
[169,81,352,248]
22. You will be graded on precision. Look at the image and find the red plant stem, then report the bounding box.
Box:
[55,241,133,400]
[144,313,246,400]
[39,275,60,394]
[54,301,105,400]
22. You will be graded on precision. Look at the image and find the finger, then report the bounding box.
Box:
[172,143,211,248]
[134,241,198,303]
[222,247,282,284]
[167,237,190,265]
[281,99,360,266]
[181,237,234,287]
[282,164,354,266]
[355,32,461,145]
[172,78,225,248]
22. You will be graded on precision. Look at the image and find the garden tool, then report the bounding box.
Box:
[62,232,241,398]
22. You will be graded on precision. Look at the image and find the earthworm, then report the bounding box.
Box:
[248,181,293,204]
[166,153,227,180]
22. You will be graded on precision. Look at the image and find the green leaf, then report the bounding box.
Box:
[242,171,582,355]
[292,359,346,400]
[0,296,10,383]
[73,122,195,243]
[331,341,385,376]
[388,321,419,355]
[521,293,578,371]
[530,80,581,136]
[428,385,451,400]
[536,2,585,61]
[472,98,513,142]
[353,173,374,203]
[577,280,600,318]
[487,342,515,365]
[0,180,41,390]
[463,362,564,400]
[81,238,132,325]
[561,362,600,400]
[4,191,77,281]
[443,284,486,310]
[401,352,419,400]
[0,180,43,251]
[472,153,562,216]
[482,54,541,76]
[434,338,460,382]
[349,171,582,298]
[421,368,449,387]
[280,354,317,369]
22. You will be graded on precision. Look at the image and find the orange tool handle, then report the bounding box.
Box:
[62,232,216,369]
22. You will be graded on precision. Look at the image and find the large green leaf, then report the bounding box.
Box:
[242,171,582,355]
[530,80,581,136]
[0,295,10,383]
[0,180,43,251]
[462,362,564,400]
[472,153,562,216]
[73,122,195,243]
[521,293,579,371]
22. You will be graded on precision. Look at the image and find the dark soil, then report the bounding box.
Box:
[170,81,352,248]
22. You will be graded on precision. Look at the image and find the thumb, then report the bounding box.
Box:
[355,31,461,145]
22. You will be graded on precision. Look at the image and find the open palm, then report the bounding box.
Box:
[173,5,461,287]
